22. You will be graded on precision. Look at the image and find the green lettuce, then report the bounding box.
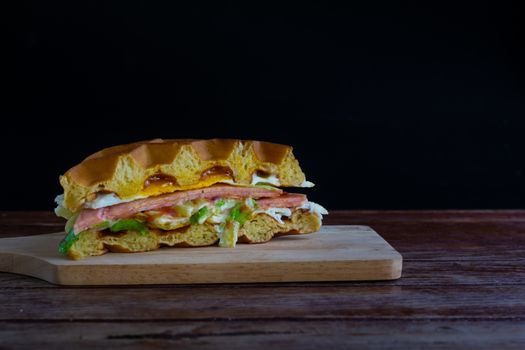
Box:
[246,198,258,210]
[93,220,112,230]
[64,212,80,235]
[190,206,209,225]
[110,219,148,236]
[215,199,225,209]
[219,220,239,248]
[58,229,79,254]
[229,202,251,225]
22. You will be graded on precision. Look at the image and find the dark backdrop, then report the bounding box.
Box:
[5,1,525,210]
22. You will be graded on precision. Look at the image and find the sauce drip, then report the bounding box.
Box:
[254,169,272,178]
[143,174,179,188]
[200,166,234,180]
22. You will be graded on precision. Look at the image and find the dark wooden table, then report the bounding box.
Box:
[1,210,524,349]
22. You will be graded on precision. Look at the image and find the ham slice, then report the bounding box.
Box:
[74,185,284,233]
[256,193,307,209]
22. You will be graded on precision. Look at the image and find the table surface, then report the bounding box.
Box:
[1,210,524,349]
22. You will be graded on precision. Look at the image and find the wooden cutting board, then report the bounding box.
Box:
[0,225,402,285]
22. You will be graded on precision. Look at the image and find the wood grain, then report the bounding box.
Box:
[1,284,524,321]
[0,210,524,349]
[1,321,524,350]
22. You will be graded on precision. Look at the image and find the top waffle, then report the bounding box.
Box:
[59,139,308,211]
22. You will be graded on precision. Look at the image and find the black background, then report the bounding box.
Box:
[5,1,525,210]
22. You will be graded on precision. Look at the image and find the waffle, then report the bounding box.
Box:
[67,210,321,260]
[60,139,307,212]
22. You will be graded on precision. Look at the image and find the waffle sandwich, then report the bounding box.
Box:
[55,139,327,260]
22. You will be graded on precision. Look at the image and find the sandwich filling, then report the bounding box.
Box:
[55,183,327,254]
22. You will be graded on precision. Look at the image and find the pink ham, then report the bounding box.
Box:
[256,193,307,209]
[74,185,283,233]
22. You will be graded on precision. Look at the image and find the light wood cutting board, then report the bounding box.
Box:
[0,225,402,285]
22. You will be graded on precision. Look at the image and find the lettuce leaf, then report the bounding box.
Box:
[219,220,239,248]
[245,198,258,210]
[229,203,251,225]
[215,199,225,209]
[64,212,80,234]
[110,219,148,236]
[58,229,79,254]
[189,206,209,225]
[93,220,112,230]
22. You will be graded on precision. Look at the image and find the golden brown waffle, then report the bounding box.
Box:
[67,210,321,260]
[60,139,307,211]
